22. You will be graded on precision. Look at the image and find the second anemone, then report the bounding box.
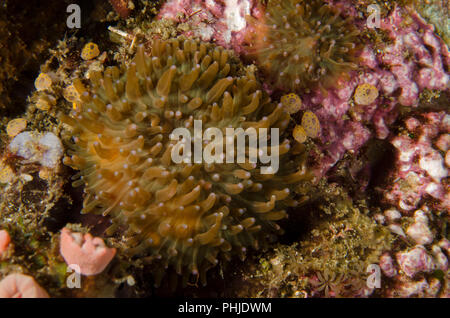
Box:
[246,0,362,92]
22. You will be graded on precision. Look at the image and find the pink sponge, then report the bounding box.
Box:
[0,274,49,298]
[60,227,116,276]
[0,230,11,256]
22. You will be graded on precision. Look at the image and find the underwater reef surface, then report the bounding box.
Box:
[0,0,69,115]
[0,0,448,298]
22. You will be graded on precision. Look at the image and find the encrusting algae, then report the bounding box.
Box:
[60,37,312,286]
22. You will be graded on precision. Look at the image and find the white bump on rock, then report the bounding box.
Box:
[8,131,63,169]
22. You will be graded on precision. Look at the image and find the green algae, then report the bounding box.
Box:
[232,183,394,298]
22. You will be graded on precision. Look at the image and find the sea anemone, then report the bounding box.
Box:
[246,0,362,92]
[60,38,311,286]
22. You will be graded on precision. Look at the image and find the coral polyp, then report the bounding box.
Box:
[246,0,362,92]
[60,38,311,286]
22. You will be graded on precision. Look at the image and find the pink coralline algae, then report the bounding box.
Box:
[431,244,448,272]
[158,0,260,54]
[380,244,448,297]
[383,111,449,211]
[367,8,449,106]
[379,253,397,278]
[390,243,448,298]
[60,228,116,276]
[406,210,434,245]
[387,275,441,298]
[396,245,435,278]
[298,6,449,178]
[380,9,450,101]
[0,230,10,256]
[377,203,448,297]
[0,274,49,298]
[439,238,450,255]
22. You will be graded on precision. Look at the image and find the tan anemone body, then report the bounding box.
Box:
[61,38,311,286]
